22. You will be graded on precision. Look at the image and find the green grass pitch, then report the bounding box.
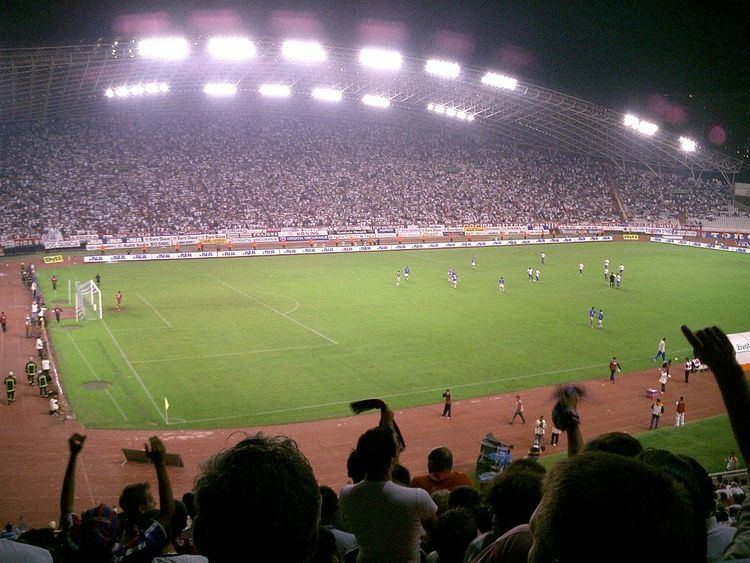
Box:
[40,242,747,429]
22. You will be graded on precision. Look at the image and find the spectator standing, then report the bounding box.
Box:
[410,447,472,495]
[608,357,621,383]
[0,311,6,333]
[510,396,525,424]
[550,424,562,446]
[725,451,739,471]
[654,337,667,362]
[659,367,671,393]
[25,314,31,338]
[684,356,692,383]
[441,389,452,419]
[319,486,357,561]
[533,416,547,450]
[649,399,664,429]
[675,397,686,426]
[341,426,437,563]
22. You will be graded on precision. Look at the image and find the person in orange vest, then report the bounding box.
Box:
[174,242,180,253]
[142,243,148,254]
[227,241,233,251]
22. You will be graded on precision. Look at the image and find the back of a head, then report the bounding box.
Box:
[346,448,366,484]
[448,485,480,511]
[319,486,338,525]
[583,432,643,457]
[432,507,477,563]
[528,452,702,562]
[428,447,454,473]
[181,491,196,520]
[356,426,397,478]
[488,467,544,534]
[391,463,411,486]
[118,483,151,525]
[193,434,321,563]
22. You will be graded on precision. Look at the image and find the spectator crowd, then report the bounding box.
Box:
[1,324,749,562]
[0,114,738,239]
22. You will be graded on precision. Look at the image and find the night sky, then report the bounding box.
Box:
[2,0,748,157]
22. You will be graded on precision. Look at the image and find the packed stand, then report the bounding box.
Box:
[0,114,629,238]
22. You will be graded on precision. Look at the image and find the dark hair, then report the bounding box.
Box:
[356,426,397,478]
[584,432,643,457]
[391,463,411,486]
[118,483,151,523]
[181,491,196,519]
[531,452,702,562]
[319,486,338,524]
[346,448,366,484]
[448,485,481,511]
[193,434,320,563]
[487,467,544,535]
[427,447,454,473]
[431,508,477,563]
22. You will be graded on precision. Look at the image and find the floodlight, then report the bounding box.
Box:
[282,40,326,63]
[427,103,434,111]
[481,72,517,91]
[446,108,457,117]
[105,88,114,98]
[456,111,467,120]
[259,84,291,97]
[467,114,475,122]
[311,87,343,102]
[679,136,697,152]
[207,36,256,60]
[144,82,159,94]
[434,105,445,114]
[204,82,237,97]
[130,84,145,96]
[623,114,658,136]
[425,59,460,79]
[362,94,390,108]
[137,37,189,60]
[359,48,402,70]
[158,83,169,93]
[115,86,129,98]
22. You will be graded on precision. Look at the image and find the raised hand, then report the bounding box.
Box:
[68,433,86,455]
[681,325,738,374]
[145,436,166,465]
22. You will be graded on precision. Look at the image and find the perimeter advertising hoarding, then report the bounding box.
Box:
[728,332,750,373]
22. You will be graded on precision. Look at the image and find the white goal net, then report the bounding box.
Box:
[75,280,102,320]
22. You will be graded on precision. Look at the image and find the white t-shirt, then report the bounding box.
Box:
[340,479,437,563]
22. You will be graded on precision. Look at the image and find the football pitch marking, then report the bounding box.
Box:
[208,275,338,345]
[136,292,173,328]
[130,342,335,365]
[62,331,129,421]
[102,317,166,423]
[174,347,692,425]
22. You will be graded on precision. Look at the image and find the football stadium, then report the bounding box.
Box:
[1,5,750,561]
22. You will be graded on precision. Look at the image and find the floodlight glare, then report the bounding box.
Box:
[359,48,402,70]
[467,114,475,122]
[427,103,434,111]
[456,111,467,120]
[446,108,457,117]
[311,87,343,102]
[623,114,658,136]
[207,36,256,60]
[130,84,145,96]
[434,105,445,114]
[115,86,129,98]
[481,72,517,91]
[159,83,169,93]
[425,59,460,79]
[259,84,291,97]
[105,88,114,98]
[362,94,390,108]
[679,136,697,152]
[204,83,237,97]
[282,40,327,63]
[137,37,189,60]
[105,82,170,99]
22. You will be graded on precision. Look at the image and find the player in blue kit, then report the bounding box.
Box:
[597,309,604,329]
[498,277,505,292]
[404,265,410,281]
[451,270,458,288]
[589,306,596,328]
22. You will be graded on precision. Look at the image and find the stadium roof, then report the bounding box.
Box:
[1,38,748,180]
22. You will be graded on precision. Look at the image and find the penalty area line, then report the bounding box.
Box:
[208,275,338,345]
[136,292,173,328]
[131,343,335,365]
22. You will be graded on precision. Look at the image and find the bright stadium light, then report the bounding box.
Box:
[467,114,475,122]
[207,36,256,60]
[137,37,189,60]
[259,84,291,97]
[204,82,238,97]
[105,82,170,99]
[362,94,390,108]
[623,113,658,136]
[359,47,402,70]
[282,40,327,63]
[425,58,460,79]
[311,87,343,102]
[456,111,467,120]
[679,136,697,152]
[427,102,474,123]
[434,105,445,114]
[481,72,517,91]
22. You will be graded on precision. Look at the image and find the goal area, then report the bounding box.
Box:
[75,280,102,320]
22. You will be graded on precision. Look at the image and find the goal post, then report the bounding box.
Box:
[75,280,103,320]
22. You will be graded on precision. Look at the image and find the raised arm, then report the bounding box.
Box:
[60,433,86,531]
[144,436,175,528]
[681,325,750,463]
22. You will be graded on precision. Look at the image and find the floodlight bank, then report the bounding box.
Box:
[362,94,390,108]
[359,48,402,70]
[204,83,238,97]
[259,84,292,97]
[311,88,343,102]
[282,40,327,63]
[207,37,256,60]
[481,72,517,91]
[425,59,460,79]
[137,37,189,60]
